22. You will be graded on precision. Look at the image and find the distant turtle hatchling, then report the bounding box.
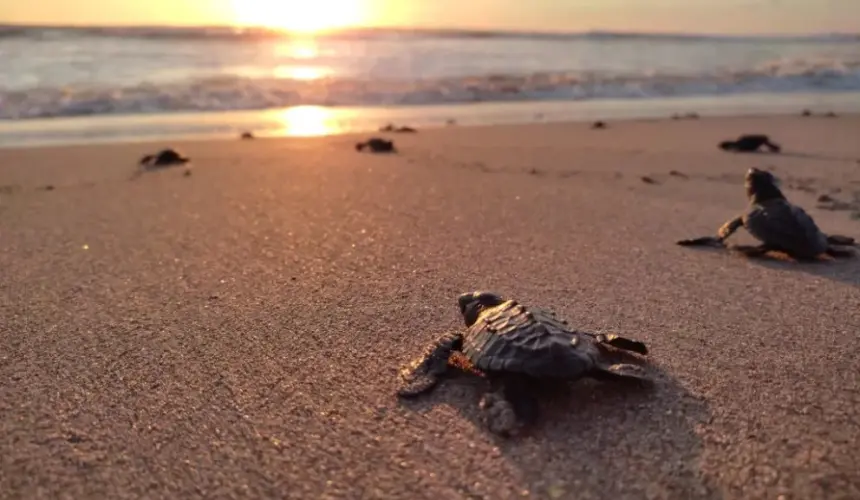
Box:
[379,123,417,133]
[677,167,857,261]
[397,291,652,437]
[718,134,781,153]
[139,148,191,169]
[355,137,396,153]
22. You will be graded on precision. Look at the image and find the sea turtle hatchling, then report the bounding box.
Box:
[718,134,781,153]
[139,148,191,168]
[355,137,396,153]
[677,167,857,260]
[397,291,651,436]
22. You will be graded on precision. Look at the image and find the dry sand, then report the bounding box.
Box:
[2,114,860,500]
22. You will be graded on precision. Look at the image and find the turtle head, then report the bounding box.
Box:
[457,291,505,327]
[745,167,784,202]
[719,140,737,151]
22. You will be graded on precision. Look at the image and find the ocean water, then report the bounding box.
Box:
[1,25,859,146]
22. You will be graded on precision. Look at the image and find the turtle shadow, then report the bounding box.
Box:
[678,245,860,288]
[398,363,718,498]
[776,152,858,164]
[736,151,855,164]
[739,252,860,288]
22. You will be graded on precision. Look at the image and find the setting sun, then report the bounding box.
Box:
[231,0,367,33]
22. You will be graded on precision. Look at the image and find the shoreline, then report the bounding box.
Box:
[2,91,860,150]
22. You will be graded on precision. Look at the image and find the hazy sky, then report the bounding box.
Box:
[1,0,857,34]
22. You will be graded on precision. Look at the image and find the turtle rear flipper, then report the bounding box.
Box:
[589,363,651,384]
[827,234,856,246]
[397,332,463,398]
[595,333,648,355]
[825,246,856,259]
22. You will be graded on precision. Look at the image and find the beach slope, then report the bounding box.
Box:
[2,115,860,499]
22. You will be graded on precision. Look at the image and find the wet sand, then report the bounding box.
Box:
[2,114,860,499]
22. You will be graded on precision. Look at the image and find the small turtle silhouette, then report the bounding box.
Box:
[718,134,781,153]
[380,123,417,133]
[139,149,190,168]
[240,131,255,140]
[355,138,396,153]
[592,121,607,129]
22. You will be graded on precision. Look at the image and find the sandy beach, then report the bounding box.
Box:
[2,114,860,499]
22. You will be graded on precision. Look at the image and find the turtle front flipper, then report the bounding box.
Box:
[595,333,648,355]
[676,215,743,247]
[589,363,651,385]
[826,234,856,246]
[397,332,463,398]
[676,236,724,247]
[717,216,744,242]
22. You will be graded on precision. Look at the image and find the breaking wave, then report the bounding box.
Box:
[2,58,859,120]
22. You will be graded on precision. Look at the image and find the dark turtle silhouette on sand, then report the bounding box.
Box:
[355,138,396,153]
[718,134,781,153]
[592,121,607,129]
[677,167,857,260]
[139,149,190,168]
[240,131,255,140]
[380,123,417,133]
[397,291,651,436]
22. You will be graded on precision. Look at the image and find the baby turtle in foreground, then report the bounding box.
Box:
[240,131,255,140]
[677,167,857,260]
[397,291,651,436]
[139,148,190,168]
[356,137,396,153]
[592,121,607,129]
[719,134,781,153]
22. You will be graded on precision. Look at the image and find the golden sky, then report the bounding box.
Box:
[1,0,857,34]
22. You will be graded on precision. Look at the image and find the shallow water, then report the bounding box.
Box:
[2,26,859,121]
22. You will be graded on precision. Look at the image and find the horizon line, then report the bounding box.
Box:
[1,21,858,39]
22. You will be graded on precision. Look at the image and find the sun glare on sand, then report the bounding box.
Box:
[231,0,367,33]
[273,106,342,136]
